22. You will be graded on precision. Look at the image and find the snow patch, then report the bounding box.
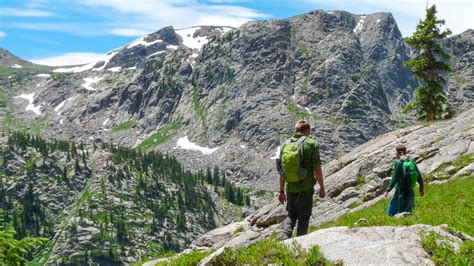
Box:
[54,50,119,73]
[103,118,110,126]
[175,136,219,155]
[353,18,365,33]
[107,67,121,72]
[305,107,312,114]
[166,45,178,50]
[14,93,42,115]
[270,146,281,160]
[240,145,247,149]
[376,19,381,24]
[127,37,163,49]
[127,66,137,70]
[12,64,22,68]
[7,76,13,79]
[176,27,210,50]
[81,77,103,91]
[54,100,66,112]
[60,119,64,125]
[36,73,51,78]
[328,11,333,14]
[146,51,165,58]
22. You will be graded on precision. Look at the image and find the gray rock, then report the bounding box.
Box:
[394,212,412,219]
[283,224,461,266]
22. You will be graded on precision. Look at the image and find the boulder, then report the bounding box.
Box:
[283,224,463,266]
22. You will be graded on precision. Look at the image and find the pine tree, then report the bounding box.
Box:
[245,194,251,206]
[403,4,453,121]
[206,167,212,184]
[213,165,220,186]
[236,187,243,206]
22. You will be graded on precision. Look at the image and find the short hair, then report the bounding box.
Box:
[396,144,407,154]
[294,120,310,133]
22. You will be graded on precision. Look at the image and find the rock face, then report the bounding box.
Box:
[173,108,473,260]
[445,29,474,113]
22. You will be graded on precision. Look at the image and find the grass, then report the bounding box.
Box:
[155,250,208,266]
[191,86,207,128]
[310,176,474,236]
[210,235,340,265]
[452,76,469,86]
[348,201,362,209]
[356,175,366,187]
[0,64,52,76]
[233,227,245,235]
[135,122,180,151]
[421,231,473,265]
[0,112,47,134]
[255,190,268,197]
[287,99,318,121]
[112,120,136,132]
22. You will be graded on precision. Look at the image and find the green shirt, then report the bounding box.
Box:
[285,134,321,193]
[387,158,424,193]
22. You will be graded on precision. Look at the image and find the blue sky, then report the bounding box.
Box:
[0,0,472,66]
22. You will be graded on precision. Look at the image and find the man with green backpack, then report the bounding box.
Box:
[385,144,425,216]
[276,120,325,239]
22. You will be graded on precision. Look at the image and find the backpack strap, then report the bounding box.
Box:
[279,139,290,161]
[296,136,307,166]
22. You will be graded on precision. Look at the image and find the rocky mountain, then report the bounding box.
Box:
[0,48,35,68]
[0,8,473,265]
[1,11,472,193]
[0,48,51,76]
[147,107,473,265]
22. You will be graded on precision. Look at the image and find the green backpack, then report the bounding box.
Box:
[279,136,307,183]
[400,159,419,196]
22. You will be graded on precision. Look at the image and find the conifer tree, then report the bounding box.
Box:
[403,4,453,121]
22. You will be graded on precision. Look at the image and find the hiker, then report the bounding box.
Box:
[384,144,424,216]
[276,120,325,239]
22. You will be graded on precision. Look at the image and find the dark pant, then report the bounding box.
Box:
[282,188,314,239]
[387,190,415,216]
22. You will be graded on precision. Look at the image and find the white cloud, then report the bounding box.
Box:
[0,7,53,17]
[76,0,269,36]
[305,0,473,36]
[110,28,151,37]
[30,52,104,66]
[0,32,5,38]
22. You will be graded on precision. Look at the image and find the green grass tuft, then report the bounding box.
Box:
[192,86,207,128]
[421,231,473,265]
[135,122,180,151]
[310,176,474,236]
[348,202,362,209]
[288,99,318,121]
[112,120,136,132]
[156,250,208,266]
[211,235,339,265]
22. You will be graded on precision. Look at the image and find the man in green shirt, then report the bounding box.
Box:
[384,144,424,216]
[277,120,325,239]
